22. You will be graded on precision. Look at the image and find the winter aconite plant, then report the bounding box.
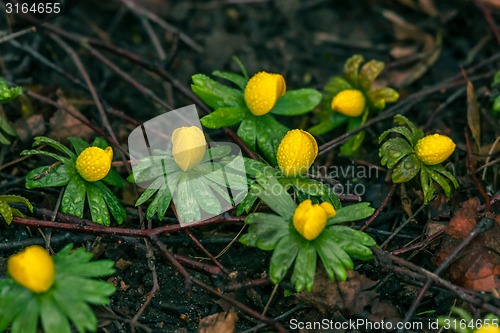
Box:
[309,55,399,155]
[237,129,341,216]
[129,126,247,223]
[379,115,458,203]
[22,136,126,226]
[0,244,116,333]
[191,59,322,164]
[240,171,376,292]
[0,195,33,225]
[0,78,22,145]
[437,307,499,333]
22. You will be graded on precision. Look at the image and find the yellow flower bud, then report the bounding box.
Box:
[415,134,456,165]
[277,129,318,177]
[7,245,55,293]
[244,71,286,116]
[331,89,366,117]
[76,146,113,182]
[474,326,500,333]
[172,126,207,171]
[293,200,336,241]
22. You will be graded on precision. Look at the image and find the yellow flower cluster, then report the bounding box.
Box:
[76,146,113,182]
[293,200,336,240]
[415,134,456,165]
[331,89,366,117]
[474,326,500,333]
[171,126,207,171]
[277,129,318,177]
[244,71,286,116]
[7,245,55,293]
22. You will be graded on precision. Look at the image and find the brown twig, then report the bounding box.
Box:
[465,129,491,212]
[360,183,396,231]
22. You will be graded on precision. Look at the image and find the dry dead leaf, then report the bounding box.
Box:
[198,310,238,333]
[116,258,133,271]
[467,80,481,149]
[433,198,500,292]
[14,114,46,143]
[295,269,400,322]
[49,97,93,142]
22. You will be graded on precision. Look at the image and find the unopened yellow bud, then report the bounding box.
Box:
[244,71,286,116]
[172,126,207,171]
[277,129,318,177]
[331,89,366,117]
[76,146,113,182]
[293,200,336,241]
[415,134,456,165]
[8,245,55,293]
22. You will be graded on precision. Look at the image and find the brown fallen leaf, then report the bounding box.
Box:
[467,79,481,150]
[433,198,500,292]
[295,269,400,323]
[49,97,93,142]
[198,310,238,333]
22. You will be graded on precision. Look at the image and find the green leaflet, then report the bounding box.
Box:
[200,107,246,129]
[25,164,71,189]
[61,175,87,218]
[271,89,322,116]
[212,70,248,90]
[86,182,110,226]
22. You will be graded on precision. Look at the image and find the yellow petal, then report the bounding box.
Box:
[8,245,55,293]
[293,200,329,241]
[320,202,336,218]
[331,89,366,117]
[244,71,286,116]
[277,129,318,177]
[76,146,113,182]
[415,134,456,165]
[172,126,207,171]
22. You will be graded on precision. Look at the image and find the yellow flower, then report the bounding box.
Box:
[76,146,113,182]
[293,200,336,240]
[415,134,456,165]
[277,129,318,177]
[331,89,366,117]
[7,245,55,293]
[172,126,207,171]
[244,71,286,116]
[474,326,500,333]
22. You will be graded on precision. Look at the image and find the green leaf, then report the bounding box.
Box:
[94,182,127,224]
[315,230,354,270]
[0,280,32,331]
[367,87,399,109]
[68,137,90,155]
[427,167,452,198]
[340,113,366,156]
[343,55,364,87]
[253,172,296,220]
[359,60,384,91]
[256,114,288,164]
[25,164,71,189]
[0,195,33,212]
[136,177,164,207]
[101,169,124,188]
[0,78,22,104]
[40,294,71,333]
[271,89,322,116]
[308,112,349,136]
[190,177,222,215]
[53,296,97,333]
[392,153,421,183]
[379,137,414,169]
[0,130,11,144]
[290,242,317,292]
[61,175,87,218]
[56,275,115,305]
[327,202,375,225]
[269,234,300,284]
[314,234,348,281]
[378,126,414,145]
[145,187,170,220]
[86,182,110,226]
[241,213,290,250]
[236,184,258,215]
[243,158,274,177]
[191,74,245,109]
[11,295,39,333]
[420,168,434,204]
[237,116,257,151]
[0,201,13,224]
[174,173,200,223]
[200,107,246,129]
[393,114,418,134]
[324,76,353,96]
[281,177,325,196]
[21,149,71,164]
[430,164,459,189]
[32,136,76,159]
[91,137,109,149]
[212,71,248,90]
[232,56,249,79]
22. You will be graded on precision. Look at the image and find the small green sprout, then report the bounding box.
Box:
[240,171,376,292]
[0,78,22,145]
[22,136,126,226]
[379,115,459,203]
[0,244,116,333]
[309,54,399,156]
[0,195,33,225]
[490,70,500,115]
[191,58,322,164]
